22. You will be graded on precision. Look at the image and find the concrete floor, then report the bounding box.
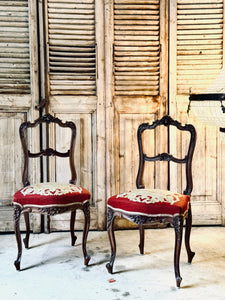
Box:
[1,226,225,300]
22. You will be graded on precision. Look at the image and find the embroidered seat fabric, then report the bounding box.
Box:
[13,182,91,208]
[107,189,190,217]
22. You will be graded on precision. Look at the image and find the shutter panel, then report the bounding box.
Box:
[47,0,96,96]
[114,0,160,96]
[0,0,30,94]
[177,0,224,94]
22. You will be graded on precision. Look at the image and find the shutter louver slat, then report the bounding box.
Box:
[177,1,224,94]
[0,0,30,94]
[48,0,96,96]
[114,0,160,96]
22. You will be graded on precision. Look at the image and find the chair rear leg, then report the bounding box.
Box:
[106,207,116,274]
[82,202,91,266]
[185,206,195,263]
[70,210,77,246]
[138,224,144,254]
[23,212,30,249]
[46,215,51,233]
[14,206,22,271]
[173,216,183,288]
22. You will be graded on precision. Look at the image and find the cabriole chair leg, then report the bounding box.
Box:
[173,216,183,288]
[82,202,91,266]
[138,224,144,254]
[14,206,22,271]
[185,207,195,263]
[23,212,30,249]
[70,210,77,246]
[106,208,116,274]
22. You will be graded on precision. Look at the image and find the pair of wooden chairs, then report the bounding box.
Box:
[13,114,196,288]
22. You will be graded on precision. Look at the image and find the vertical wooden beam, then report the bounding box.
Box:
[220,0,225,225]
[169,0,179,193]
[105,0,115,198]
[28,0,41,232]
[157,0,169,190]
[169,0,177,117]
[96,0,106,229]
[159,0,169,117]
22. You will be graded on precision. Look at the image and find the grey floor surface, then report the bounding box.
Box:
[1,226,225,300]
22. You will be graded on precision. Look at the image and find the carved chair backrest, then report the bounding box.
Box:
[19,113,76,187]
[136,115,196,195]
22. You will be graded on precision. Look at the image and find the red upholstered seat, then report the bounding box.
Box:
[107,189,190,217]
[13,182,91,208]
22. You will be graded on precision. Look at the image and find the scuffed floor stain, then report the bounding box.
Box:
[63,259,72,263]
[88,250,95,256]
[100,249,109,253]
[111,288,120,292]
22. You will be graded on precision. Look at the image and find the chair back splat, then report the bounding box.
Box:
[106,115,197,288]
[13,113,91,271]
[136,115,196,195]
[20,113,77,187]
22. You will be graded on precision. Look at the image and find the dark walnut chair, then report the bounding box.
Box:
[106,115,196,288]
[13,113,91,270]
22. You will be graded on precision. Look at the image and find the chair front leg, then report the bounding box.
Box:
[82,201,91,266]
[173,215,183,288]
[14,206,22,271]
[106,207,116,274]
[70,210,77,246]
[23,212,30,249]
[185,205,195,263]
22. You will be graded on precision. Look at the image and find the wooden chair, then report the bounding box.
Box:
[106,115,196,288]
[13,113,91,270]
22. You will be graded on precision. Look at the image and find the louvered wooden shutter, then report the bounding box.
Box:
[47,0,96,96]
[177,0,224,94]
[113,0,160,96]
[0,0,30,94]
